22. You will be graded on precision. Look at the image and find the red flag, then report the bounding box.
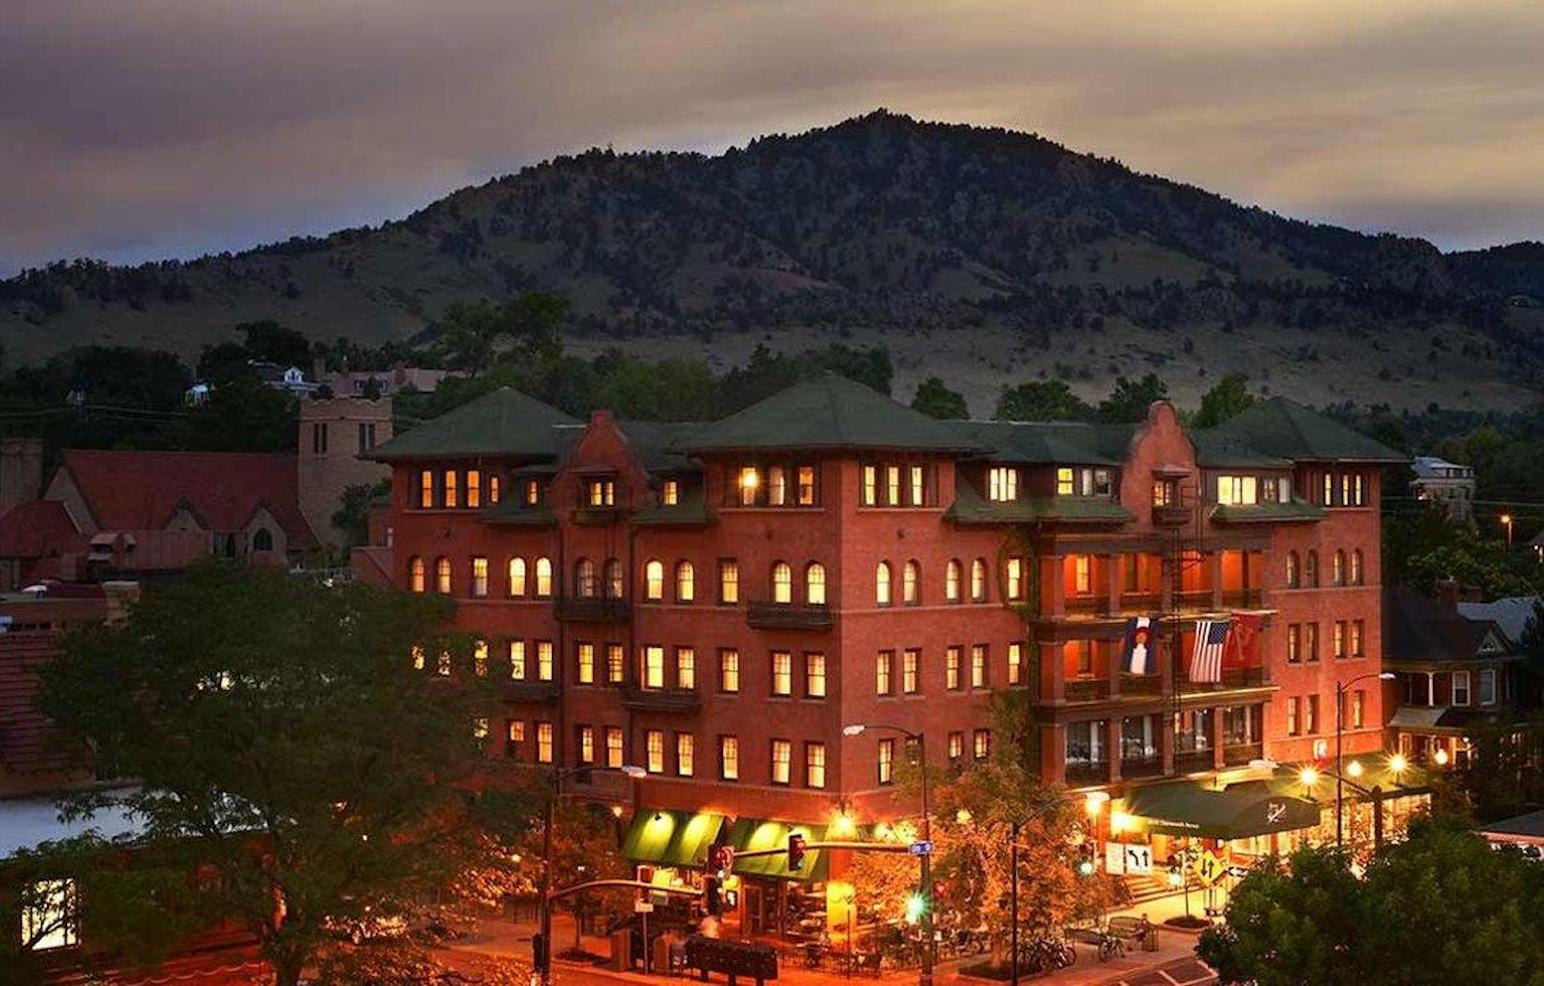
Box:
[1223,612,1262,670]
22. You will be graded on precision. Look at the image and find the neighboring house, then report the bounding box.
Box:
[321,365,458,398]
[251,361,319,396]
[1410,455,1475,520]
[1383,585,1527,767]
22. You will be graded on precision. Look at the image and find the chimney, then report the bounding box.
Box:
[0,437,44,515]
[589,409,616,428]
[1436,577,1459,611]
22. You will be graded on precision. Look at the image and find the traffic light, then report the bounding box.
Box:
[710,844,734,877]
[532,932,548,973]
[905,891,926,923]
[787,833,807,871]
[1077,842,1097,876]
[704,875,722,916]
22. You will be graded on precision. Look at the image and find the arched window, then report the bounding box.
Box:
[903,560,920,605]
[644,560,665,601]
[772,562,793,604]
[876,562,893,606]
[409,556,426,593]
[1286,551,1300,589]
[435,556,452,594]
[575,558,596,598]
[676,561,695,603]
[508,558,527,597]
[534,557,553,598]
[971,558,988,602]
[252,527,274,552]
[1305,550,1319,588]
[1333,550,1347,586]
[1351,549,1364,586]
[946,559,962,603]
[605,558,623,599]
[806,563,827,605]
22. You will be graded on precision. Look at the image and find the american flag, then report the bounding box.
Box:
[1189,618,1231,683]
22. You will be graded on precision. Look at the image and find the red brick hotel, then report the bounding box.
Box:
[366,375,1423,924]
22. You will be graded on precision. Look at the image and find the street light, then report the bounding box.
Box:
[843,722,934,986]
[1004,791,1107,986]
[1336,672,1396,847]
[538,764,646,986]
[1500,513,1514,548]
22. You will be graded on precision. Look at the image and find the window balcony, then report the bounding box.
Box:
[1064,678,1112,702]
[555,598,632,623]
[504,680,560,703]
[620,683,702,713]
[1120,673,1165,697]
[745,601,833,631]
[1153,504,1190,527]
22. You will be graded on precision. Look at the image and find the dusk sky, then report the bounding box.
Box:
[3,1,1542,276]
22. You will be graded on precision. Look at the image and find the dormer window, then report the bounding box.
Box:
[523,479,541,506]
[662,479,679,506]
[988,467,1019,502]
[587,478,615,507]
[731,462,819,507]
[1217,475,1258,506]
[1059,467,1115,497]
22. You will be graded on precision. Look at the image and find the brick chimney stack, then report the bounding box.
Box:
[0,437,44,516]
[1436,577,1460,611]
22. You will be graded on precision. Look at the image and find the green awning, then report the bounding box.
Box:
[727,818,829,882]
[1123,779,1322,840]
[621,810,727,867]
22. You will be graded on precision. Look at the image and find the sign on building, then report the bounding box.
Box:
[1104,841,1154,875]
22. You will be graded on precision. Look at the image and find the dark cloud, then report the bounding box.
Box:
[3,0,1541,273]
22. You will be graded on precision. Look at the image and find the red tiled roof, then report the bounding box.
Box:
[0,631,76,775]
[59,449,315,547]
[0,500,86,559]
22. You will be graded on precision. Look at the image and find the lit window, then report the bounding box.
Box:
[902,649,920,694]
[797,466,816,506]
[536,641,553,681]
[1288,625,1301,663]
[806,743,827,789]
[1092,469,1113,497]
[646,730,665,773]
[676,647,696,689]
[473,717,489,741]
[806,563,827,605]
[605,558,623,599]
[534,557,553,597]
[412,645,425,671]
[973,729,991,760]
[662,479,679,506]
[1287,697,1300,736]
[580,559,604,601]
[1005,557,1023,601]
[1350,550,1363,585]
[578,726,594,764]
[419,470,434,508]
[719,559,739,604]
[508,558,527,597]
[947,732,964,760]
[1007,642,1023,685]
[876,562,892,606]
[771,739,792,784]
[644,560,664,601]
[971,644,987,688]
[862,465,878,506]
[409,556,425,593]
[902,560,919,605]
[466,470,481,508]
[1333,550,1346,586]
[606,728,624,768]
[989,466,1019,502]
[1353,474,1365,506]
[536,722,553,763]
[435,556,452,594]
[886,465,901,505]
[675,561,694,602]
[737,466,761,506]
[971,559,987,601]
[1056,467,1074,496]
[607,644,625,684]
[473,640,488,677]
[877,739,895,785]
[876,650,894,695]
[805,652,826,698]
[1323,473,1334,505]
[771,651,792,696]
[1072,555,1092,595]
[909,465,925,506]
[1217,475,1258,506]
[588,478,615,507]
[524,479,540,505]
[509,720,527,745]
[719,649,740,693]
[509,641,526,680]
[489,474,500,504]
[22,879,77,951]
[473,557,492,597]
[946,559,962,602]
[946,646,962,690]
[1352,690,1366,728]
[676,733,695,776]
[1286,552,1300,588]
[643,646,666,689]
[772,562,793,603]
[577,642,595,684]
[443,470,458,508]
[720,736,740,780]
[768,466,787,507]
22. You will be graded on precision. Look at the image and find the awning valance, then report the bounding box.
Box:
[726,818,828,882]
[1122,779,1322,840]
[621,810,728,868]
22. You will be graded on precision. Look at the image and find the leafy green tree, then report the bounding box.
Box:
[237,320,312,368]
[1097,373,1168,423]
[178,376,298,452]
[910,377,969,419]
[37,566,529,986]
[332,480,390,547]
[196,340,257,385]
[993,380,1093,421]
[435,293,568,373]
[1191,373,1256,428]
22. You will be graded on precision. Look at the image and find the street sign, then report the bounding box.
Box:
[908,840,933,856]
[1194,850,1226,886]
[634,900,655,913]
[1225,865,1251,879]
[1105,841,1153,876]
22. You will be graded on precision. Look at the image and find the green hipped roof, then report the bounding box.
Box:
[727,818,829,882]
[1191,431,1294,469]
[946,477,1134,525]
[1122,778,1322,839]
[685,374,977,453]
[1210,500,1325,524]
[621,810,729,868]
[1196,398,1407,464]
[370,387,581,461]
[945,420,1134,466]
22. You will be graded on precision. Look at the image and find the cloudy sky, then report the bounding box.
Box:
[3,0,1541,275]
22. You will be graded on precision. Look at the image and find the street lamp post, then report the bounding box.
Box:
[1500,513,1514,549]
[1005,792,1106,986]
[843,723,933,986]
[1335,672,1396,848]
[539,764,647,986]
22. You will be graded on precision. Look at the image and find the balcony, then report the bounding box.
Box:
[1153,505,1190,527]
[1118,591,1161,614]
[1064,678,1112,702]
[504,680,560,703]
[1065,762,1109,786]
[1221,666,1269,688]
[1176,589,1214,611]
[555,598,631,623]
[1174,749,1214,774]
[621,684,702,713]
[1222,742,1264,766]
[1121,757,1164,779]
[746,601,833,631]
[1120,673,1165,697]
[1220,588,1264,608]
[1064,594,1108,617]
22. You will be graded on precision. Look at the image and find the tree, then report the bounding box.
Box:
[436,293,568,373]
[178,376,298,452]
[37,566,529,986]
[993,381,1093,421]
[237,320,312,368]
[1097,373,1168,423]
[1192,373,1255,429]
[910,377,969,419]
[196,340,257,385]
[332,480,390,548]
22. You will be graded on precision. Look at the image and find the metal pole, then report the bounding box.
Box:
[1335,682,1345,848]
[918,731,934,986]
[539,770,558,986]
[1371,785,1384,851]
[1010,821,1020,986]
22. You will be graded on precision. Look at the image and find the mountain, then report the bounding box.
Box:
[3,110,1541,411]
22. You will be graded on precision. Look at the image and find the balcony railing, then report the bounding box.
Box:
[621,684,702,713]
[1120,673,1165,697]
[1064,678,1112,702]
[1064,594,1107,617]
[555,598,632,623]
[1117,591,1161,613]
[745,601,833,631]
[1174,749,1215,774]
[504,680,560,703]
[1221,666,1269,688]
[1065,762,1109,786]
[1221,588,1264,608]
[1153,505,1190,527]
[1222,741,1264,766]
[1176,589,1214,610]
[1120,757,1164,779]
